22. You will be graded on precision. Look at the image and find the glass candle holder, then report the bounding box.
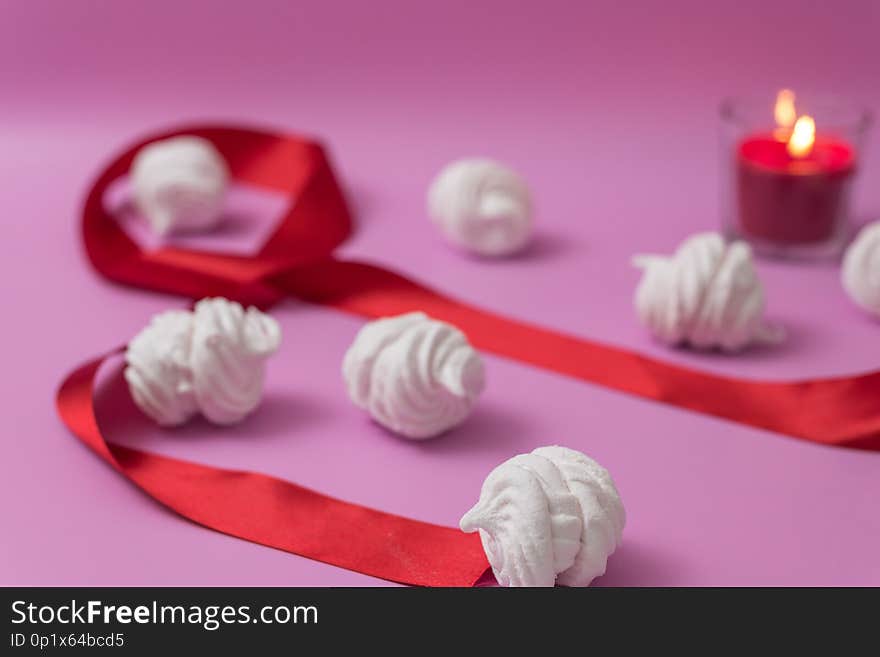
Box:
[720,93,872,260]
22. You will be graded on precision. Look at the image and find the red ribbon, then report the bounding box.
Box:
[57,353,488,586]
[79,125,880,451]
[57,123,880,584]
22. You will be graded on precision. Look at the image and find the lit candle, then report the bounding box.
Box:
[735,90,856,246]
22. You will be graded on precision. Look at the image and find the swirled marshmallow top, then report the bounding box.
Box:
[842,221,880,316]
[460,446,625,587]
[342,312,485,439]
[633,232,783,351]
[428,158,533,256]
[131,136,229,236]
[125,297,280,426]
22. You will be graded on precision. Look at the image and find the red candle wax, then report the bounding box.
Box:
[736,133,856,244]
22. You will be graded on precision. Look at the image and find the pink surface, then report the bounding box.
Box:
[2,0,880,585]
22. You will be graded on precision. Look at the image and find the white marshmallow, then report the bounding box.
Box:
[842,221,880,316]
[342,312,485,439]
[131,136,229,236]
[633,232,783,351]
[124,310,198,427]
[428,158,533,256]
[125,298,281,426]
[190,298,283,425]
[460,446,625,587]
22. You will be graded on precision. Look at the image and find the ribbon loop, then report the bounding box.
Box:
[58,354,490,587]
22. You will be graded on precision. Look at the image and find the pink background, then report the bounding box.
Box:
[2,0,880,585]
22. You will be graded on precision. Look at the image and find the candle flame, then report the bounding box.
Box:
[774,89,797,129]
[787,115,815,158]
